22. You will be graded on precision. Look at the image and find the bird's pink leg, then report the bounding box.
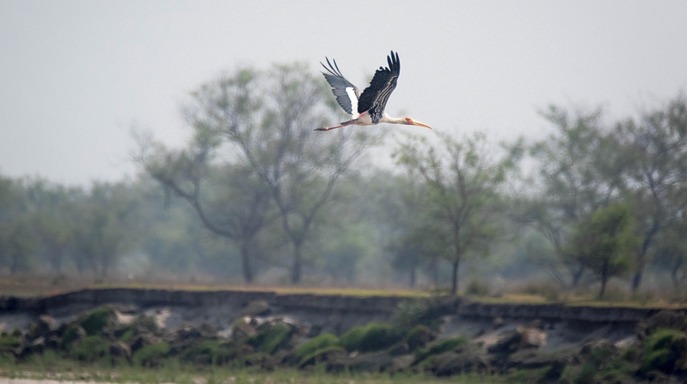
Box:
[314,119,355,131]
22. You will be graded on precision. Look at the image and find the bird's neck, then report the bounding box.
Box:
[380,115,405,125]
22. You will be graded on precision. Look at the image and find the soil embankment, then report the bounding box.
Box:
[0,288,675,328]
[1,288,682,347]
[1,288,686,382]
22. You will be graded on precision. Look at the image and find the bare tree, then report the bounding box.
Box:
[136,63,381,284]
[395,132,514,295]
[134,115,273,283]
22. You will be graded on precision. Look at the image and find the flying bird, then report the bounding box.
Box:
[316,51,431,131]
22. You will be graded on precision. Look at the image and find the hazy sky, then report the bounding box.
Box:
[1,1,686,185]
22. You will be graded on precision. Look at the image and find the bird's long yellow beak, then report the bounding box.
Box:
[412,120,432,129]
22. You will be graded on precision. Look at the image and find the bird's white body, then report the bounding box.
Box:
[350,111,374,125]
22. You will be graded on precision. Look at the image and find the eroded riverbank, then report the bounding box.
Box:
[1,288,686,383]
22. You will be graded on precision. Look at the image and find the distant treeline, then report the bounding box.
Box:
[1,64,686,299]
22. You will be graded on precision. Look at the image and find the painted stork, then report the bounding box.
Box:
[316,50,431,131]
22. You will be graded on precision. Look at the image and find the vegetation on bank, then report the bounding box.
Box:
[1,297,686,384]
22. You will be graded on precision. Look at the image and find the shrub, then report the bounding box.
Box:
[294,332,339,362]
[0,334,20,365]
[339,323,401,353]
[465,279,490,296]
[181,340,234,365]
[405,325,436,351]
[79,306,113,335]
[133,341,170,367]
[294,333,344,367]
[69,335,109,362]
[391,298,449,331]
[641,311,687,336]
[573,362,596,384]
[640,328,687,375]
[0,334,22,348]
[540,361,566,383]
[133,314,159,333]
[415,336,468,364]
[61,324,85,348]
[0,351,15,365]
[116,326,136,343]
[248,324,292,355]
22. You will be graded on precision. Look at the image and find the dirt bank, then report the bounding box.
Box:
[2,288,686,382]
[1,288,684,348]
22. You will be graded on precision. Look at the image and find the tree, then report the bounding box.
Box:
[612,95,687,292]
[71,182,138,281]
[22,180,82,276]
[395,132,514,295]
[568,204,637,298]
[374,171,435,288]
[0,175,29,273]
[653,218,687,292]
[136,63,380,284]
[136,133,273,283]
[521,106,622,288]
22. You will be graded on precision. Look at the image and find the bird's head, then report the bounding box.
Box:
[404,117,432,129]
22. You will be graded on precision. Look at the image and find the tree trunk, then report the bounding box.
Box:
[598,261,609,299]
[240,243,254,283]
[429,256,440,287]
[633,228,658,293]
[48,244,64,274]
[631,268,643,293]
[598,277,607,299]
[450,259,460,296]
[570,265,585,288]
[98,259,108,283]
[672,258,684,292]
[291,244,302,284]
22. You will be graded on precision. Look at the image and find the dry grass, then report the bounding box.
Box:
[0,274,90,297]
[0,274,428,299]
[1,273,685,310]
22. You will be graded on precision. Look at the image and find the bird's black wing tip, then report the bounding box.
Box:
[385,50,399,73]
[321,56,347,78]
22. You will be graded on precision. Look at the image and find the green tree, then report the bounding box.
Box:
[377,172,434,288]
[521,106,622,288]
[0,176,50,274]
[395,132,514,295]
[568,203,637,298]
[653,219,687,292]
[612,94,687,292]
[71,182,138,281]
[2,218,36,274]
[23,180,82,275]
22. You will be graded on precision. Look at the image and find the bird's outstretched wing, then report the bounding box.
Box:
[321,58,360,118]
[357,51,400,123]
